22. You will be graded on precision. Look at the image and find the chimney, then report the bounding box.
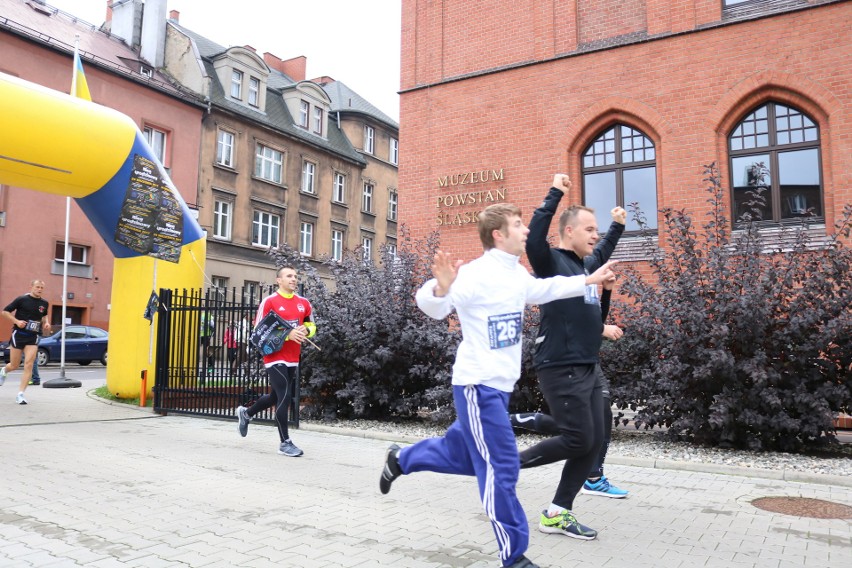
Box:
[109,0,143,48]
[169,9,179,23]
[244,45,257,53]
[140,0,167,67]
[263,52,306,81]
[106,0,113,24]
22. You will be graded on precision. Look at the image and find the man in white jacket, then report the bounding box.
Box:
[379,203,616,568]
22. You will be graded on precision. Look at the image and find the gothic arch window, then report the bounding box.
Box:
[582,124,657,232]
[728,102,822,223]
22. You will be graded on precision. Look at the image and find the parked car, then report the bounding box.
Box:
[2,325,108,366]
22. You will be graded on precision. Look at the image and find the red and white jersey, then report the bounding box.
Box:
[254,290,314,367]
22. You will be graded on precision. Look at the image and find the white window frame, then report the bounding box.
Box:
[255,144,283,184]
[231,69,243,99]
[331,229,344,261]
[213,199,233,240]
[54,242,88,265]
[302,160,316,194]
[143,125,167,164]
[364,125,375,154]
[389,137,399,165]
[211,275,229,290]
[386,242,398,263]
[333,173,346,203]
[361,236,373,263]
[248,76,260,106]
[387,190,398,221]
[299,221,314,256]
[216,129,235,168]
[312,106,323,135]
[299,100,310,128]
[362,182,374,213]
[252,210,280,248]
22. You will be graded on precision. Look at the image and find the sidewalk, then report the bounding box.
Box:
[0,386,849,567]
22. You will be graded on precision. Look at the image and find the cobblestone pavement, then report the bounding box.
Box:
[0,387,849,567]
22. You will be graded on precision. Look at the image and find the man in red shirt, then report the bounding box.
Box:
[236,265,316,456]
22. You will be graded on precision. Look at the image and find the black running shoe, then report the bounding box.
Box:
[379,443,402,494]
[237,406,251,437]
[505,556,540,568]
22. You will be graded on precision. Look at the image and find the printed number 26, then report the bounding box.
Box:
[497,320,517,342]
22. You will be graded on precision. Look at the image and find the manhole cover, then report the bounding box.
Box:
[751,497,852,519]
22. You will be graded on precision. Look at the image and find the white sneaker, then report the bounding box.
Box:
[0,366,6,386]
[16,392,27,405]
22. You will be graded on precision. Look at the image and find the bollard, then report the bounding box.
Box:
[140,370,147,407]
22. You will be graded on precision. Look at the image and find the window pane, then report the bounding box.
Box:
[731,154,772,222]
[623,167,657,230]
[583,171,617,231]
[778,149,821,218]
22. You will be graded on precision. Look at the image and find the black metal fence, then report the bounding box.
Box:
[153,286,299,428]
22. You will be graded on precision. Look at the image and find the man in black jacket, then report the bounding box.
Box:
[519,173,625,540]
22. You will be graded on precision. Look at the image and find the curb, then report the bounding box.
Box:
[300,422,852,489]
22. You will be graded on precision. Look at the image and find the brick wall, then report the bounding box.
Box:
[398,1,851,265]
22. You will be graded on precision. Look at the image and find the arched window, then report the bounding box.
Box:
[582,124,657,232]
[729,102,822,222]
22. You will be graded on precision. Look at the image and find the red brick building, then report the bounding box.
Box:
[398,0,851,262]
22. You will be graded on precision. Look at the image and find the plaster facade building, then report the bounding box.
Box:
[0,0,205,335]
[397,0,851,263]
[0,0,399,340]
[162,14,399,294]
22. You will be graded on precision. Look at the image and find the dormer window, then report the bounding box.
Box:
[299,100,310,128]
[140,65,153,78]
[248,77,260,107]
[231,69,243,99]
[312,107,323,135]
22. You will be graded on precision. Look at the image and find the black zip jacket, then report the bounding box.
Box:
[526,186,624,368]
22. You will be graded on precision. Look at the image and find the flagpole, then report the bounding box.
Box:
[59,38,83,379]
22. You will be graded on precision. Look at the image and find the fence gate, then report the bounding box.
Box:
[153,286,299,428]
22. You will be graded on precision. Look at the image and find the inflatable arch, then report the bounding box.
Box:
[0,72,206,398]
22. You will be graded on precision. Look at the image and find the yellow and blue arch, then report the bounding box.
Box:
[0,71,206,397]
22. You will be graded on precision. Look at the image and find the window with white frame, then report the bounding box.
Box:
[389,137,399,165]
[143,126,167,164]
[255,144,283,184]
[231,69,243,99]
[299,221,314,256]
[386,242,398,263]
[299,100,309,128]
[216,129,235,168]
[364,125,375,154]
[312,107,323,135]
[252,210,280,247]
[361,236,373,264]
[243,280,260,303]
[362,182,374,213]
[387,190,398,221]
[54,242,89,264]
[213,199,232,240]
[211,275,229,291]
[302,161,316,193]
[248,76,260,107]
[333,172,346,203]
[331,229,344,261]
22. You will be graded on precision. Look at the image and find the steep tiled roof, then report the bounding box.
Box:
[0,0,202,105]
[171,21,365,166]
[320,79,399,131]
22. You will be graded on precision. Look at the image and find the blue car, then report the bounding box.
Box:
[3,325,108,366]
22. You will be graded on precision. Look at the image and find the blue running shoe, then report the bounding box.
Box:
[581,475,628,498]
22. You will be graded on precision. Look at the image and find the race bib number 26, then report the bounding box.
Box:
[487,312,522,349]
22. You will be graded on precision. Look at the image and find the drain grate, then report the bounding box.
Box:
[751,497,852,519]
